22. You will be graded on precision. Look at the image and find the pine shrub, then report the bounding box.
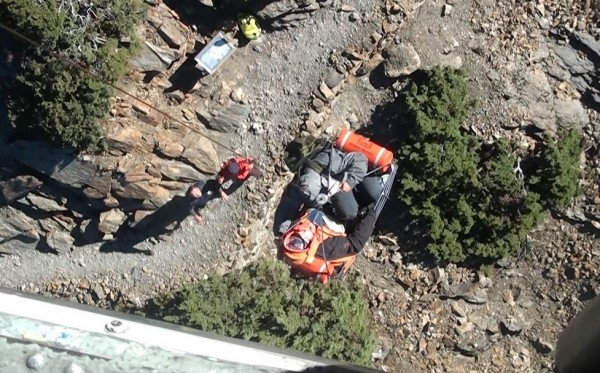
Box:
[148,260,375,366]
[529,127,583,208]
[396,67,544,262]
[2,0,142,149]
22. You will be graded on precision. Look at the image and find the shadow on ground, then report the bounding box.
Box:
[98,178,248,255]
[99,195,192,255]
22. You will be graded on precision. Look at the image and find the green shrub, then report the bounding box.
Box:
[147,260,375,366]
[2,0,142,149]
[529,127,583,208]
[396,67,544,262]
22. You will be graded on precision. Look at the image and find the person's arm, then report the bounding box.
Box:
[339,152,368,189]
[217,158,232,181]
[189,196,209,222]
[317,206,377,260]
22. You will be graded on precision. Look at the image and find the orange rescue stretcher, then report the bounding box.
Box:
[278,129,397,284]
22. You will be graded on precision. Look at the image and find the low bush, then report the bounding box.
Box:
[396,67,550,262]
[147,260,375,366]
[528,127,583,208]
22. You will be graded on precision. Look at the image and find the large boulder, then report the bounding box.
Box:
[509,68,556,133]
[11,141,98,189]
[44,229,75,255]
[507,68,589,135]
[155,133,185,158]
[383,43,421,78]
[181,135,221,174]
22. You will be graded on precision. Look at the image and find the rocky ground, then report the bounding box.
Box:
[1,0,599,371]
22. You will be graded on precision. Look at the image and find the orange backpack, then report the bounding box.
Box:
[281,211,357,284]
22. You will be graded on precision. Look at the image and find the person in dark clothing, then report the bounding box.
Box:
[315,203,377,261]
[187,179,221,224]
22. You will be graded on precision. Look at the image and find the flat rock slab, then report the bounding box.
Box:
[0,205,39,244]
[11,141,98,190]
[208,103,251,133]
[150,157,203,182]
[23,193,68,212]
[130,43,177,73]
[158,18,187,48]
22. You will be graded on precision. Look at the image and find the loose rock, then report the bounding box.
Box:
[383,43,421,78]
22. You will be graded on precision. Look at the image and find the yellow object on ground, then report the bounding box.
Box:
[238,13,261,40]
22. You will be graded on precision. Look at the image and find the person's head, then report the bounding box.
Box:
[288,234,307,251]
[287,230,314,251]
[188,185,202,198]
[228,160,240,175]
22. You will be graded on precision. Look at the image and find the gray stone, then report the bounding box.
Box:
[455,330,489,356]
[571,75,592,93]
[325,70,344,90]
[98,209,127,234]
[371,336,392,361]
[155,134,185,159]
[531,41,550,62]
[150,157,203,182]
[437,54,463,69]
[195,106,213,127]
[442,3,453,16]
[208,103,251,133]
[0,206,39,243]
[130,42,180,73]
[451,301,467,318]
[463,286,488,304]
[390,252,403,265]
[574,32,600,59]
[11,141,98,189]
[383,43,421,78]
[45,230,74,254]
[26,353,45,370]
[24,193,68,212]
[0,175,42,203]
[554,98,589,128]
[507,68,556,134]
[546,66,571,81]
[500,318,523,335]
[91,284,106,301]
[532,337,554,354]
[553,45,594,75]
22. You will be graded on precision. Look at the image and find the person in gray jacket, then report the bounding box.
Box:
[297,147,371,221]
